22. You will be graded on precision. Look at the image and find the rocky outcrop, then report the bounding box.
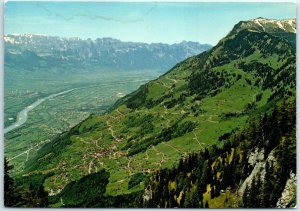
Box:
[276,172,297,208]
[248,147,264,166]
[238,148,277,198]
[142,186,153,203]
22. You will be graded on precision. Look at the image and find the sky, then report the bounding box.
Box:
[4,1,296,45]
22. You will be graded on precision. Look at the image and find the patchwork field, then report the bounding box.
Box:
[4,68,161,172]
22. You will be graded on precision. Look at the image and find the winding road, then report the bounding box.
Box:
[4,88,77,134]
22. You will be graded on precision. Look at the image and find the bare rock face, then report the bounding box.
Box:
[248,147,264,166]
[276,172,297,208]
[238,148,277,199]
[142,187,153,203]
[238,161,264,197]
[238,147,264,197]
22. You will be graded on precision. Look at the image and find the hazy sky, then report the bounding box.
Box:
[4,2,296,45]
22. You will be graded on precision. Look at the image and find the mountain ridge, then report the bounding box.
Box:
[5,34,211,72]
[232,18,296,33]
[4,34,211,46]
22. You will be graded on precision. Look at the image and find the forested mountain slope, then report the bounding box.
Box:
[140,98,296,208]
[8,18,296,208]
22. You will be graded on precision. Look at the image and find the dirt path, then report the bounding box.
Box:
[26,149,31,161]
[60,198,65,206]
[166,76,178,84]
[154,81,171,89]
[162,142,181,153]
[8,140,50,162]
[116,108,125,117]
[126,158,132,175]
[79,138,90,144]
[163,107,180,115]
[88,160,94,174]
[95,138,100,147]
[193,131,204,149]
[152,145,161,155]
[106,120,122,142]
[86,135,101,147]
[207,115,219,123]
[145,150,149,160]
[151,146,165,167]
[160,153,165,166]
[161,81,172,89]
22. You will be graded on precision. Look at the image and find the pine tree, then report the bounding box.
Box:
[242,185,249,207]
[190,189,200,207]
[4,157,15,207]
[255,176,263,207]
[210,185,215,198]
[198,161,209,194]
[262,161,272,207]
[36,185,48,207]
[248,176,262,208]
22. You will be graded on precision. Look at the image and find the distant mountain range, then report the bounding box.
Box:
[4,34,211,72]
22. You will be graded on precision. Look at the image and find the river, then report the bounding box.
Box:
[4,88,77,134]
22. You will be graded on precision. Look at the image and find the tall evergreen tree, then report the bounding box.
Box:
[262,161,273,207]
[4,157,15,207]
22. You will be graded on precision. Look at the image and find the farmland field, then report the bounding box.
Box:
[4,67,161,172]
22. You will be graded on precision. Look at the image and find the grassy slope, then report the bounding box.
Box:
[22,20,295,202]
